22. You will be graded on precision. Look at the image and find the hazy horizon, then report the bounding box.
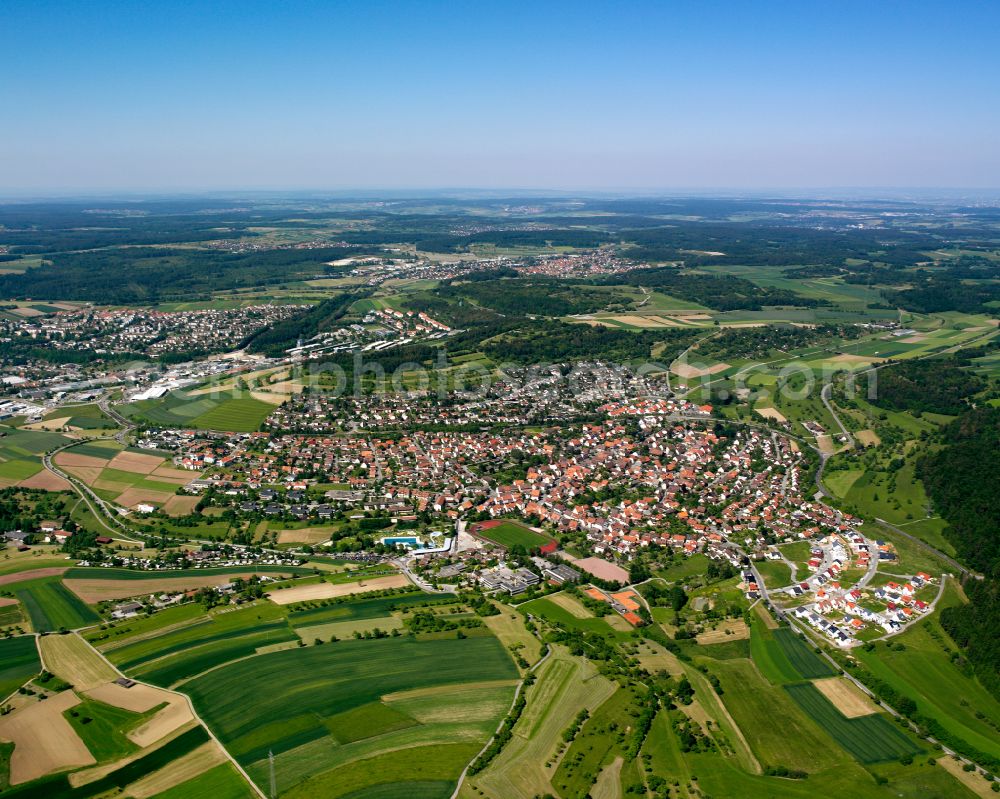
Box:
[4,0,999,192]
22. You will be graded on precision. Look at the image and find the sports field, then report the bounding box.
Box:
[185,634,518,798]
[9,576,100,632]
[471,520,554,550]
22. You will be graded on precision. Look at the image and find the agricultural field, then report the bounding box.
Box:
[461,648,616,799]
[121,389,275,433]
[6,575,100,632]
[0,636,40,699]
[53,444,202,515]
[784,682,922,763]
[751,617,837,683]
[63,565,308,603]
[856,585,1000,761]
[519,593,626,639]
[101,602,297,687]
[0,428,72,488]
[184,634,518,798]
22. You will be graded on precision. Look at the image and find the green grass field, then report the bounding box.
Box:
[147,763,254,799]
[518,595,623,638]
[286,591,457,628]
[784,682,922,763]
[856,582,1000,761]
[104,603,295,686]
[751,617,836,683]
[712,658,847,773]
[8,577,100,632]
[755,559,792,588]
[185,635,517,797]
[0,636,40,699]
[64,697,150,763]
[472,521,553,550]
[122,390,273,432]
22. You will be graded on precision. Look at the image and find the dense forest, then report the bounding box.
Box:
[0,247,376,304]
[696,324,863,361]
[869,359,985,415]
[437,277,628,317]
[918,408,1000,697]
[604,267,824,310]
[482,321,699,364]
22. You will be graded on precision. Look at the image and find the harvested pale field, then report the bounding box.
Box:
[938,756,996,798]
[107,451,164,474]
[856,429,881,446]
[55,452,110,469]
[268,573,410,605]
[116,487,175,509]
[66,571,297,603]
[275,526,335,545]
[162,495,201,516]
[636,642,684,677]
[482,605,543,665]
[0,566,68,587]
[126,741,227,798]
[23,417,73,431]
[591,756,623,799]
[816,434,836,455]
[249,389,290,404]
[680,697,713,733]
[753,603,778,630]
[62,465,104,485]
[673,361,730,379]
[754,406,788,423]
[813,677,877,718]
[295,615,401,643]
[128,695,195,747]
[613,315,679,328]
[70,720,197,788]
[899,335,928,344]
[0,689,94,783]
[85,680,171,713]
[547,591,593,619]
[696,618,750,645]
[605,614,632,632]
[0,477,20,489]
[40,633,118,690]
[828,353,881,365]
[8,307,44,317]
[573,557,629,584]
[18,470,71,491]
[151,465,199,481]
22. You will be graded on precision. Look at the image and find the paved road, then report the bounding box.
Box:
[820,382,854,447]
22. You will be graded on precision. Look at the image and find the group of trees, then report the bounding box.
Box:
[870,358,985,416]
[917,407,1000,703]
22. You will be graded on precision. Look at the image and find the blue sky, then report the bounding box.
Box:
[2,0,999,192]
